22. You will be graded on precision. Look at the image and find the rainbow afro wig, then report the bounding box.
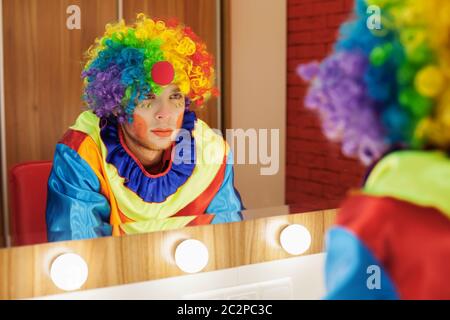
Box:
[82,13,219,123]
[298,0,450,165]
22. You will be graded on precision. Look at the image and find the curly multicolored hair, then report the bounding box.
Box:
[81,13,219,122]
[298,0,450,165]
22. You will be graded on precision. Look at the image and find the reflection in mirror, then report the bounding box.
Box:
[0,208,336,299]
[1,0,342,249]
[1,0,290,249]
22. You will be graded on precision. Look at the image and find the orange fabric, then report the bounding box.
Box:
[76,132,130,236]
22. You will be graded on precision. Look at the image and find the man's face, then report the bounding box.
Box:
[121,84,186,151]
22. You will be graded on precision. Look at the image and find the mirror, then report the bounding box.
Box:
[0,0,359,248]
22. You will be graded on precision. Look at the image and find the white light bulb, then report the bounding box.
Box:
[279,224,312,255]
[175,239,209,273]
[50,253,88,291]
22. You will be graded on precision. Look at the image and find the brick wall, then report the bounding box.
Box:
[286,0,365,212]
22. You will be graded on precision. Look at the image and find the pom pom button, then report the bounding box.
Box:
[151,61,175,86]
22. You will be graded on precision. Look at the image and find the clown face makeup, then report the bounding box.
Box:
[121,84,185,152]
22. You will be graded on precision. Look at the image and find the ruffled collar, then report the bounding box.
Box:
[100,110,197,203]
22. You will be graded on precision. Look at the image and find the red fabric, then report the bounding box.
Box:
[338,193,450,299]
[59,129,88,151]
[187,214,215,226]
[9,161,52,246]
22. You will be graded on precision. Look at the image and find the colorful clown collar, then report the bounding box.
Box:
[100,109,197,203]
[363,150,450,219]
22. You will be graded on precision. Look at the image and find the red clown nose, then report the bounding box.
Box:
[151,61,175,85]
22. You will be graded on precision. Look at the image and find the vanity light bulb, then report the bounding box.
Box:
[50,253,89,291]
[175,239,209,274]
[279,224,312,255]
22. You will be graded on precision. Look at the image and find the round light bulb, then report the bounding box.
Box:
[50,253,88,291]
[279,224,312,255]
[175,239,209,273]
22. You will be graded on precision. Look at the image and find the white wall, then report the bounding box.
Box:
[230,0,286,209]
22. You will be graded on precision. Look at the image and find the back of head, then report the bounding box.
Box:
[298,0,450,166]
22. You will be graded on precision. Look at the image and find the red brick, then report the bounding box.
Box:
[326,12,350,28]
[287,114,299,126]
[312,1,345,15]
[287,85,308,98]
[339,172,363,187]
[310,169,340,184]
[288,59,317,71]
[290,193,332,209]
[286,149,298,164]
[289,44,327,59]
[287,126,298,138]
[343,0,355,11]
[288,31,313,45]
[289,1,347,18]
[325,157,364,173]
[310,29,337,43]
[327,198,342,209]
[286,0,356,210]
[293,127,326,142]
[291,140,330,155]
[288,100,309,110]
[287,83,307,95]
[288,71,305,86]
[289,166,310,179]
[323,184,348,199]
[296,114,321,128]
[295,179,324,193]
[286,190,300,203]
[286,177,297,191]
[288,29,337,46]
[288,16,327,32]
[290,4,316,17]
[296,153,326,169]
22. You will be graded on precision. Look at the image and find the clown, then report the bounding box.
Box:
[299,0,450,299]
[46,14,244,241]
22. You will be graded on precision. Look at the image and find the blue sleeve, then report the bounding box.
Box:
[207,151,244,224]
[324,227,399,300]
[46,143,112,242]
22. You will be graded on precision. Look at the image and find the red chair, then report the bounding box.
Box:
[9,161,52,246]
